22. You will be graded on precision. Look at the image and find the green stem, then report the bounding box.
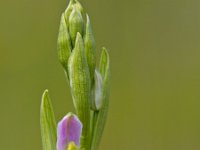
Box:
[89,111,99,150]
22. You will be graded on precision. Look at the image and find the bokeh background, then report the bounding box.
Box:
[1,0,200,149]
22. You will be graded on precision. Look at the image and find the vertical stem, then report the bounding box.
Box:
[90,111,99,150]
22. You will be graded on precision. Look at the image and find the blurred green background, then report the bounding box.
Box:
[1,0,200,149]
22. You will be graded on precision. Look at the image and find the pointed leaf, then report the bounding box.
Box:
[40,90,57,150]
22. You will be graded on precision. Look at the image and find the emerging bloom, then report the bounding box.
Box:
[57,113,82,150]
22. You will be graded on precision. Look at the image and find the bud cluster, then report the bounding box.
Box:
[57,1,110,150]
[40,0,110,150]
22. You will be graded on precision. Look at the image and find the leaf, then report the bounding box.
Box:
[40,90,57,150]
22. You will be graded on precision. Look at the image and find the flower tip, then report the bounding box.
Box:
[101,47,110,64]
[102,47,108,54]
[86,13,89,21]
[41,89,50,107]
[76,32,82,40]
[74,32,84,49]
[42,89,49,97]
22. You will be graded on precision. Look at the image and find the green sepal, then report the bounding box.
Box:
[40,90,57,150]
[69,7,84,47]
[84,14,96,82]
[57,13,72,74]
[91,47,111,150]
[68,33,91,149]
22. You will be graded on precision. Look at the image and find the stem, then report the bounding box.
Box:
[89,111,99,150]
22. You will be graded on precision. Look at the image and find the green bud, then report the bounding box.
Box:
[91,47,111,150]
[69,7,84,47]
[99,48,110,78]
[57,13,72,73]
[68,32,91,149]
[64,0,75,25]
[75,0,85,16]
[84,14,96,82]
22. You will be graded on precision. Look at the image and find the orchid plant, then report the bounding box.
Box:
[40,0,110,150]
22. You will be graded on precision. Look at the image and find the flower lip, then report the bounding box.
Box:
[57,113,82,150]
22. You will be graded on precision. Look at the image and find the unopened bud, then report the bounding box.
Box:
[84,14,96,82]
[68,33,91,149]
[64,0,75,25]
[74,0,85,16]
[69,7,84,46]
[57,13,72,73]
[91,70,103,110]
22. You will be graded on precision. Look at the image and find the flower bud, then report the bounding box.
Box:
[69,7,84,47]
[91,70,103,110]
[74,0,84,16]
[57,113,82,150]
[68,33,91,149]
[64,0,75,25]
[57,13,72,73]
[84,14,96,82]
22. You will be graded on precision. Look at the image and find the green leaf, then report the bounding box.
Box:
[40,90,57,150]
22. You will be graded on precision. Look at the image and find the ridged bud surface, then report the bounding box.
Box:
[68,33,91,149]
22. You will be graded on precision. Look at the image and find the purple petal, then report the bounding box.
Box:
[57,113,82,150]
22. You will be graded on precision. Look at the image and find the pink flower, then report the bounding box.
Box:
[57,113,82,150]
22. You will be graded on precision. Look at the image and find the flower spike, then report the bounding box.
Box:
[41,0,111,150]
